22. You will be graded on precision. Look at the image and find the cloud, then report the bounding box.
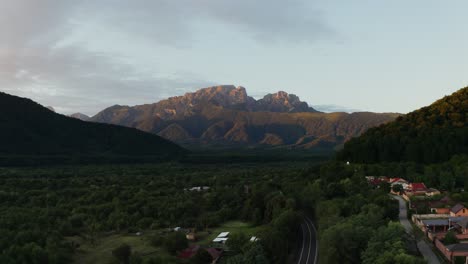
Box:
[0,0,214,115]
[0,45,212,115]
[0,0,332,47]
[313,104,362,113]
[196,0,332,43]
[81,0,333,45]
[0,1,331,115]
[0,0,77,49]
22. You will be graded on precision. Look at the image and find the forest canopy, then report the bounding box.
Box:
[338,87,468,163]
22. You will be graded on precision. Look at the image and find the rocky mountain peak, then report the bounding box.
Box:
[274,91,289,98]
[257,91,315,113]
[92,85,320,125]
[182,86,316,113]
[183,85,254,108]
[265,91,299,102]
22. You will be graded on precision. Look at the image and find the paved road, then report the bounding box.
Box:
[296,216,318,264]
[393,195,441,264]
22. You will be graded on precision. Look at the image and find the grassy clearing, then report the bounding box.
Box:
[70,232,174,264]
[198,221,266,246]
[68,221,265,263]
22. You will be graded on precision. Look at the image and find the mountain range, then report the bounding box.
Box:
[89,85,399,150]
[339,87,468,163]
[0,92,185,159]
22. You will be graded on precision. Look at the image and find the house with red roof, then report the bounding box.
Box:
[389,178,409,190]
[178,245,223,263]
[206,248,223,262]
[178,245,200,259]
[408,183,428,195]
[367,178,384,187]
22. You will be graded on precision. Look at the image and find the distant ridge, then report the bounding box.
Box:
[0,92,186,159]
[91,85,399,150]
[70,112,91,121]
[338,87,468,163]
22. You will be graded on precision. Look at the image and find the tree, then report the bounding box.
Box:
[362,222,425,264]
[226,255,245,264]
[164,232,188,254]
[252,208,263,226]
[129,253,143,264]
[444,231,459,245]
[227,232,249,252]
[112,243,132,264]
[242,243,269,264]
[392,184,403,194]
[378,181,391,193]
[190,249,212,264]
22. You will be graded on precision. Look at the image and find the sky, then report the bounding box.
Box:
[0,0,467,116]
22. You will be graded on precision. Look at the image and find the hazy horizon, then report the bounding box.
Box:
[1,0,467,115]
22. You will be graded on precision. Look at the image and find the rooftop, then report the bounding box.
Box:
[422,217,465,227]
[456,217,468,229]
[213,237,228,243]
[451,203,466,214]
[446,243,468,252]
[217,232,230,238]
[410,183,427,192]
[178,245,200,259]
[206,248,223,260]
[390,178,408,184]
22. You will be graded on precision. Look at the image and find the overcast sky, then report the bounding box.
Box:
[1,0,467,115]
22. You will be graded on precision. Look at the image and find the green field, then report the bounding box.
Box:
[198,221,266,246]
[70,232,174,264]
[68,221,264,263]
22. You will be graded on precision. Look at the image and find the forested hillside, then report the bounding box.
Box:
[0,92,186,159]
[338,87,468,163]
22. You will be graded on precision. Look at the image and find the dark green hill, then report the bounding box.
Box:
[0,92,186,160]
[338,87,468,163]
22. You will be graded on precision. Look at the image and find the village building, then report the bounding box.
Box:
[407,183,428,195]
[367,177,384,187]
[250,236,259,242]
[178,245,223,263]
[389,178,409,189]
[413,213,468,242]
[452,218,468,240]
[212,232,230,244]
[178,245,200,259]
[450,204,468,217]
[421,217,464,234]
[206,248,223,262]
[426,188,441,197]
[186,232,197,241]
[412,214,465,239]
[435,240,468,264]
[212,237,228,244]
[429,196,453,214]
[431,207,451,215]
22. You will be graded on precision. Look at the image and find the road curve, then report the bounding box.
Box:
[296,216,318,264]
[393,195,440,264]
